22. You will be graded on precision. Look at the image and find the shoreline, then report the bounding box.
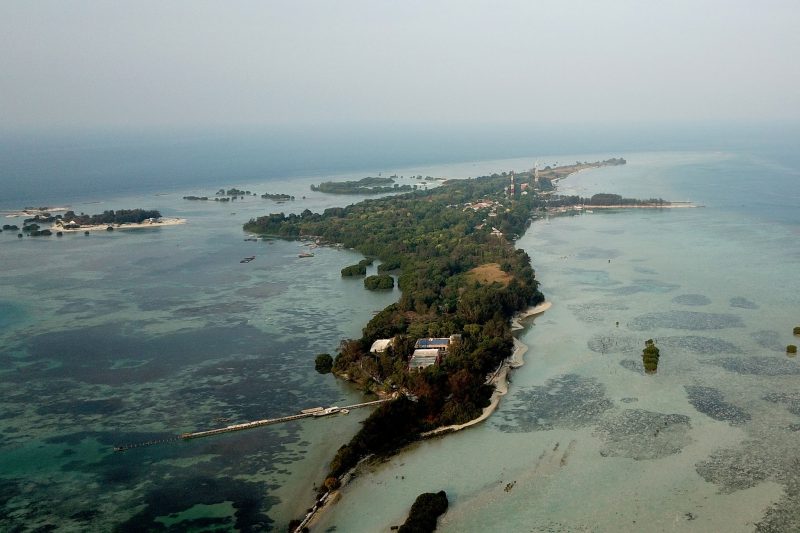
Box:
[421,301,549,437]
[303,302,550,530]
[51,217,186,233]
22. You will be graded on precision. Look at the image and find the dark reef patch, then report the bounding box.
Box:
[703,356,800,376]
[672,294,711,306]
[754,464,800,532]
[730,297,758,310]
[23,322,293,385]
[594,409,692,460]
[751,330,785,352]
[575,247,622,260]
[235,282,287,299]
[587,334,641,355]
[610,279,680,296]
[172,301,258,318]
[763,392,800,417]
[70,509,101,522]
[36,397,125,416]
[494,374,613,432]
[695,446,774,492]
[685,386,750,425]
[629,311,744,331]
[619,359,644,374]
[569,301,629,324]
[564,268,620,288]
[115,476,275,532]
[658,336,743,355]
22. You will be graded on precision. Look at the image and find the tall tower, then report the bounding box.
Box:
[509,171,516,197]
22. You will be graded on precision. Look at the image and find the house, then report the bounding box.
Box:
[408,335,462,370]
[409,349,441,370]
[414,337,451,350]
[370,338,393,354]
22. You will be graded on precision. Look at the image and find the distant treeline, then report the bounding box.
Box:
[62,209,161,225]
[311,176,414,194]
[587,193,668,206]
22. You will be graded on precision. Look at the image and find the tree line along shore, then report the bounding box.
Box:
[1,208,185,237]
[244,158,666,531]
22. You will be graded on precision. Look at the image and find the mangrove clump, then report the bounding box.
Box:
[314,353,333,374]
[398,491,449,533]
[642,339,660,373]
[341,263,367,277]
[364,274,394,290]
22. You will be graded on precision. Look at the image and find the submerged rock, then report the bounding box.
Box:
[495,374,613,432]
[685,385,750,426]
[594,409,692,460]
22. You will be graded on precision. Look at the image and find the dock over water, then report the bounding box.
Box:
[114,398,390,452]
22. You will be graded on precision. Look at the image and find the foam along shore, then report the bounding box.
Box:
[52,217,186,233]
[421,301,550,437]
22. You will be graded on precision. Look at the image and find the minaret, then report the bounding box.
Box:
[510,171,516,197]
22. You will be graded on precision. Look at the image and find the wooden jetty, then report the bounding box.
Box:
[114,398,390,451]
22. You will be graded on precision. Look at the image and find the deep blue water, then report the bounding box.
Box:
[3,121,798,209]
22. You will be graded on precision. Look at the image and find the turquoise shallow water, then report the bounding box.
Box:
[1,142,798,531]
[315,150,800,532]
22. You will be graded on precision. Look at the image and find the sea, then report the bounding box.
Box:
[0,123,798,532]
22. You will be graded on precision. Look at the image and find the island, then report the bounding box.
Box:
[261,192,295,201]
[244,158,673,529]
[52,209,186,233]
[310,176,414,194]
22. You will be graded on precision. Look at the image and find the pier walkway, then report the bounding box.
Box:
[114,398,390,452]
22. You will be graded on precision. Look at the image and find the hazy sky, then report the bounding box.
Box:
[1,0,799,131]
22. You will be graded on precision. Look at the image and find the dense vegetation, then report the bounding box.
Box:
[311,176,413,194]
[364,274,394,290]
[62,209,162,226]
[315,353,333,374]
[793,326,800,336]
[247,161,644,528]
[247,170,549,488]
[788,345,797,355]
[398,491,449,533]
[261,192,295,201]
[589,193,668,206]
[341,264,367,277]
[642,339,661,373]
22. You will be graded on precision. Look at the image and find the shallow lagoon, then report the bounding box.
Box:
[316,151,800,532]
[1,149,799,531]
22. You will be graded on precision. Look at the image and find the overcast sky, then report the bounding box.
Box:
[1,0,799,131]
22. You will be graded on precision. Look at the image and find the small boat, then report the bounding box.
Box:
[240,256,256,263]
[340,409,350,415]
[313,406,340,417]
[301,406,324,415]
[298,252,314,258]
